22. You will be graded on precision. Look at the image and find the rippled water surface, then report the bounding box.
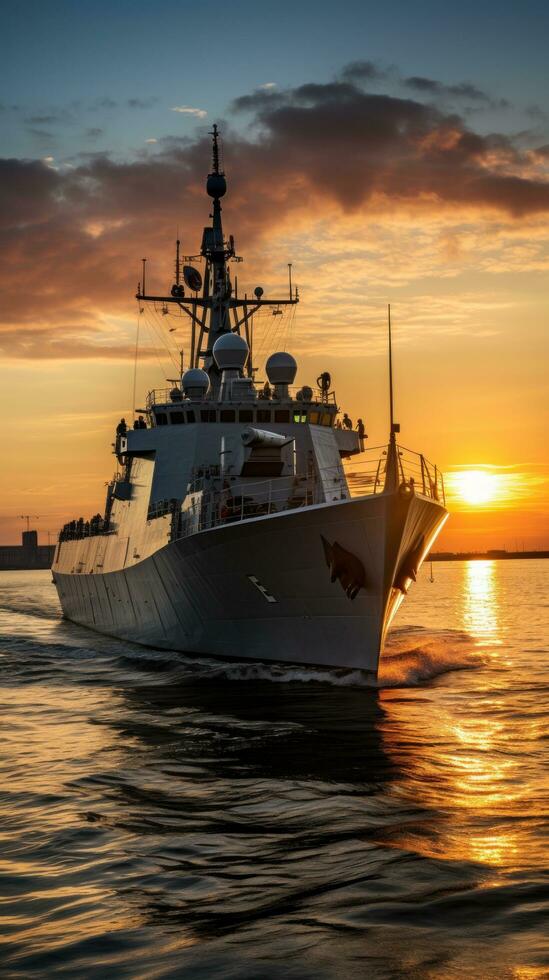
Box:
[1,561,547,979]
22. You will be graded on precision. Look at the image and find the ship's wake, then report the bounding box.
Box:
[179,627,483,689]
[377,626,482,688]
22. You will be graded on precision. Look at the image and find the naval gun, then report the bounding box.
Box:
[221,426,295,479]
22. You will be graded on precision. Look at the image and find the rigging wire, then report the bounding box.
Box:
[142,306,177,384]
[132,305,141,418]
[146,305,180,372]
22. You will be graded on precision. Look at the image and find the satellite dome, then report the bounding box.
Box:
[170,387,183,402]
[182,368,210,399]
[266,352,297,385]
[206,173,227,198]
[213,333,249,371]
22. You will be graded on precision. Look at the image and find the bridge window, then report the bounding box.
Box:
[239,409,253,423]
[171,411,185,424]
[200,410,217,422]
[257,409,271,423]
[321,413,332,426]
[309,410,320,424]
[274,410,290,423]
[155,412,168,426]
[220,409,236,422]
[186,410,195,423]
[293,411,307,423]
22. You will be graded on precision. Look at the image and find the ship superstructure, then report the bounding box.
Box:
[52,127,448,676]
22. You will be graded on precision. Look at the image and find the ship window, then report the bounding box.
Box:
[239,409,254,423]
[257,409,271,423]
[186,410,196,423]
[171,411,185,424]
[274,410,290,423]
[293,411,307,423]
[309,411,320,424]
[155,412,168,426]
[220,410,236,422]
[321,413,332,426]
[200,410,217,422]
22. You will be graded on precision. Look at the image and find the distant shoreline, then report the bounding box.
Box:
[429,551,549,562]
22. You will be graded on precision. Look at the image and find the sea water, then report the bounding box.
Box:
[0,561,547,978]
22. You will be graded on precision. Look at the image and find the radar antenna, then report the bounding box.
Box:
[136,126,299,391]
[210,123,221,175]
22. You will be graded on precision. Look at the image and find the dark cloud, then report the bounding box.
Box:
[525,104,548,122]
[24,114,62,125]
[89,97,117,111]
[85,127,104,140]
[26,128,56,143]
[402,75,510,110]
[231,88,286,113]
[339,60,388,83]
[127,97,159,109]
[24,107,76,126]
[1,74,548,360]
[404,76,488,101]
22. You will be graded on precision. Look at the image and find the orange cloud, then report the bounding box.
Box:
[1,78,549,364]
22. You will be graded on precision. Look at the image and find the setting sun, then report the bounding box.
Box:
[450,470,501,506]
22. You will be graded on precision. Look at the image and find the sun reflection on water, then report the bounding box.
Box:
[462,559,500,643]
[378,561,546,872]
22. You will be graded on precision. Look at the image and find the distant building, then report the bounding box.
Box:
[0,530,55,570]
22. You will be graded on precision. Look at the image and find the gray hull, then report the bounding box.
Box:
[53,491,447,675]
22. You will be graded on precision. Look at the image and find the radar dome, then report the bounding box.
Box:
[266,352,297,385]
[182,368,210,399]
[206,173,227,198]
[213,333,249,372]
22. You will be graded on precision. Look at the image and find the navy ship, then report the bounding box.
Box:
[52,127,448,677]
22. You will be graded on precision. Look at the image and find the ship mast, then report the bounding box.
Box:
[136,125,299,392]
[384,303,401,492]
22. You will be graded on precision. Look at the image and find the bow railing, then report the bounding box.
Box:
[173,444,444,541]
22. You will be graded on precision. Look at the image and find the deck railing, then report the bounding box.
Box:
[174,444,445,540]
[146,384,336,409]
[59,445,444,544]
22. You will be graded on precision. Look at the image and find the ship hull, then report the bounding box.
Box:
[53,491,447,675]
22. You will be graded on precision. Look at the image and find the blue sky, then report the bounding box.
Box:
[4,0,549,161]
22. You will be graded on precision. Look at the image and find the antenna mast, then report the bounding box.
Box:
[211,123,220,173]
[20,515,39,532]
[388,303,394,432]
[175,239,180,285]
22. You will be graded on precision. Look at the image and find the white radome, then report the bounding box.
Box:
[182,369,210,399]
[213,333,249,371]
[266,352,297,385]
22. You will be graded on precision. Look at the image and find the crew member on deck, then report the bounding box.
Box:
[317,371,331,402]
[356,418,366,450]
[342,413,352,430]
[116,418,127,455]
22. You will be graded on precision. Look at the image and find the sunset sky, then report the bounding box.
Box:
[2,0,548,549]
